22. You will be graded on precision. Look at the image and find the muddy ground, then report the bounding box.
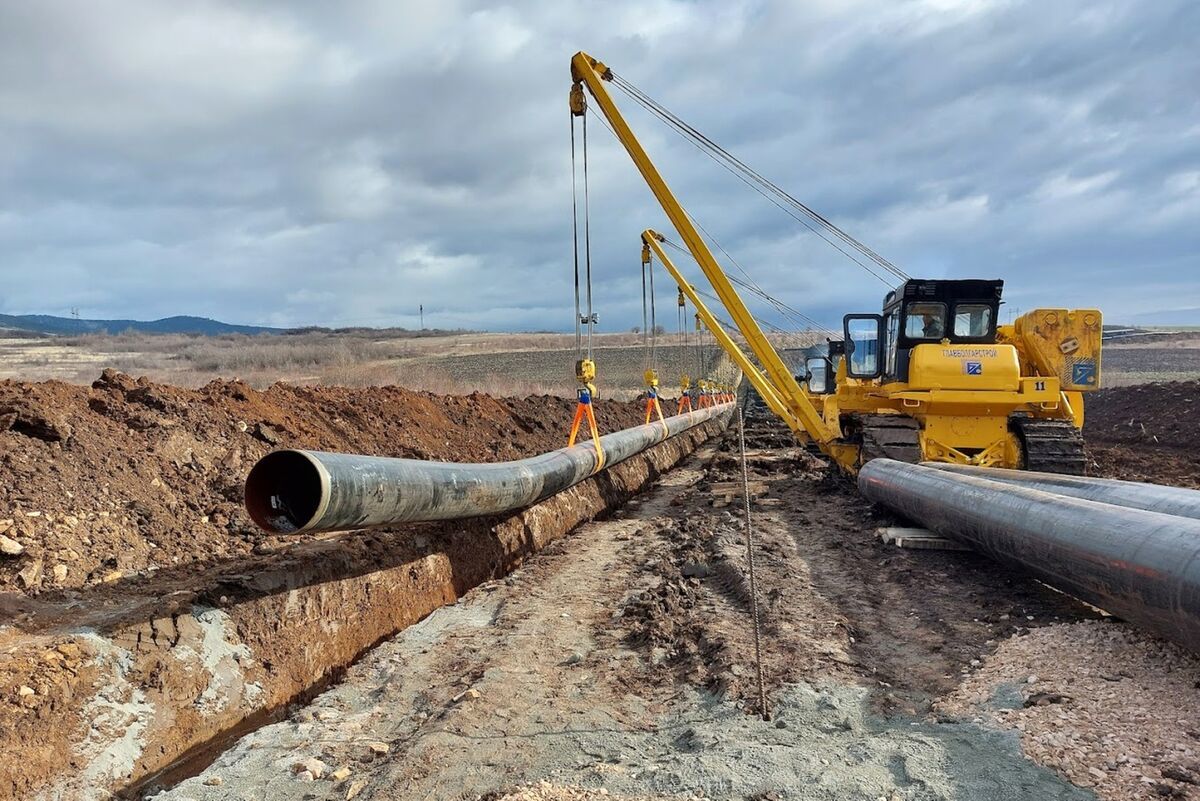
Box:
[156,427,1094,801]
[4,378,1199,800]
[0,373,718,801]
[157,382,1200,801]
[1083,380,1200,488]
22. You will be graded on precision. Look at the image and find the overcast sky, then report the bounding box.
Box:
[1,0,1197,331]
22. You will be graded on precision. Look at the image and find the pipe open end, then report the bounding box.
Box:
[245,450,328,534]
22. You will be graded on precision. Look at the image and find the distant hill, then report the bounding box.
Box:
[0,313,282,336]
[1128,308,1200,327]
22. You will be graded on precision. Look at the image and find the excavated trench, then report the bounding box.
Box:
[7,374,1193,800]
[0,393,727,800]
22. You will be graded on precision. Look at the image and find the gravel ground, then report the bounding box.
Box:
[498,783,697,800]
[936,621,1200,800]
[153,430,1091,801]
[118,389,1200,801]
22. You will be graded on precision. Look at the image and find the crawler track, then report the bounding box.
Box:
[1013,418,1088,474]
[856,413,922,464]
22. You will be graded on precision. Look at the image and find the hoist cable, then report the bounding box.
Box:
[694,286,800,344]
[689,255,829,337]
[674,217,839,339]
[691,302,794,370]
[580,90,843,339]
[588,109,621,147]
[660,238,835,339]
[609,77,905,288]
[649,253,658,368]
[610,73,909,284]
[570,115,582,356]
[641,256,649,370]
[686,221,835,338]
[678,294,689,377]
[653,111,897,288]
[582,113,595,360]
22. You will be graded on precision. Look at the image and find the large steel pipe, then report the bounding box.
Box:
[926,463,1200,521]
[859,459,1200,652]
[246,403,733,534]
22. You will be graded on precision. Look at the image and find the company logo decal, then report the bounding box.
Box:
[964,361,983,375]
[943,348,998,358]
[1071,360,1097,385]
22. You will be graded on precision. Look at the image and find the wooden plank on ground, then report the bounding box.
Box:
[878,526,972,551]
[709,481,769,494]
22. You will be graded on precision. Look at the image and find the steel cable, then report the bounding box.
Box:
[660,238,835,340]
[570,114,582,357]
[582,113,595,360]
[610,73,909,285]
[737,405,770,720]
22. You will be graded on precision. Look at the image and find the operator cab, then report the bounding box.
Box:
[842,279,1003,384]
[802,340,842,395]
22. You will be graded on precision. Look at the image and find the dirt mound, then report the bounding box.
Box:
[1084,381,1200,487]
[0,370,644,597]
[1084,380,1200,449]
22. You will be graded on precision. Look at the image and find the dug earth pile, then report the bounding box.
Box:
[158,383,1200,801]
[0,372,726,800]
[3,376,1197,800]
[1084,379,1200,488]
[157,411,1098,801]
[0,369,647,595]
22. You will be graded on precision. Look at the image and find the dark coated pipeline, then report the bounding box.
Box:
[245,402,733,534]
[859,459,1200,652]
[925,463,1200,521]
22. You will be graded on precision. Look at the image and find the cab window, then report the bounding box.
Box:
[954,304,993,338]
[885,312,899,377]
[845,317,881,376]
[804,357,829,393]
[904,302,947,340]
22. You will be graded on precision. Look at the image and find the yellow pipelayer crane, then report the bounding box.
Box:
[573,52,1102,474]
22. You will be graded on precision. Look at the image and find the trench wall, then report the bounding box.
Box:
[0,414,728,801]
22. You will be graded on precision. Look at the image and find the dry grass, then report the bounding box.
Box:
[0,330,746,397]
[7,324,1192,396]
[3,325,1193,397]
[59,331,391,371]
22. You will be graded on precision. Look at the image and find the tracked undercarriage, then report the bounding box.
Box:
[846,413,1087,475]
[1011,417,1088,475]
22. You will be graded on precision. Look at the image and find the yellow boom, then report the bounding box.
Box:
[571,52,836,447]
[641,230,794,426]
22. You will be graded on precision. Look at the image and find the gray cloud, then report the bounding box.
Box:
[0,0,1196,331]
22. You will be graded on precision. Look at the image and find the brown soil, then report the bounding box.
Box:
[1084,380,1200,487]
[0,374,1182,604]
[156,409,1100,801]
[621,413,1099,719]
[0,371,687,801]
[0,370,644,598]
[4,373,1197,801]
